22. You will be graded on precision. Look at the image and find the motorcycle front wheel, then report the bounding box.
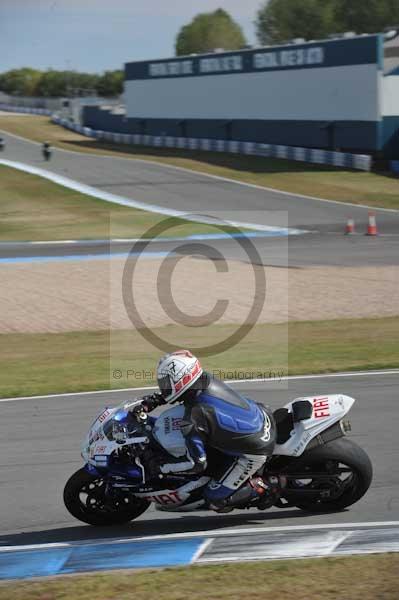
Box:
[63,468,150,526]
[282,438,373,513]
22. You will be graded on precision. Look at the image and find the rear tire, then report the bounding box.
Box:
[283,438,372,513]
[63,468,150,526]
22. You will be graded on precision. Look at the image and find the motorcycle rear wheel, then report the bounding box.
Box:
[63,468,150,526]
[283,438,372,513]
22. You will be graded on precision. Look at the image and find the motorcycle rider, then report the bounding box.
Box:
[42,141,52,161]
[132,350,276,511]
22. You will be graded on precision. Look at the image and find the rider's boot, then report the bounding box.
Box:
[209,477,271,512]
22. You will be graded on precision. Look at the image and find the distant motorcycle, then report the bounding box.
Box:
[42,142,52,161]
[64,394,373,526]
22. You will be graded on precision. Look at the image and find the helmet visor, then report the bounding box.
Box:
[157,374,172,399]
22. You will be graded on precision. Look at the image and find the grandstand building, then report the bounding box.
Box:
[83,33,399,158]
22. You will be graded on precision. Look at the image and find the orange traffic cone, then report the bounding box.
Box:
[366,212,378,236]
[345,218,355,234]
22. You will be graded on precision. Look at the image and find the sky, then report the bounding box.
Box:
[0,0,264,73]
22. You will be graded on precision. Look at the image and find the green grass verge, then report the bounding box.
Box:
[0,164,234,241]
[1,554,398,600]
[1,317,398,398]
[1,115,399,210]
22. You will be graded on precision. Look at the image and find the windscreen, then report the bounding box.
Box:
[100,405,146,441]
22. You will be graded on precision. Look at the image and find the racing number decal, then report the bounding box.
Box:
[313,397,330,418]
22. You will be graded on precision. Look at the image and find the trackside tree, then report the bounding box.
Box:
[175,8,247,56]
[0,69,123,97]
[256,0,399,45]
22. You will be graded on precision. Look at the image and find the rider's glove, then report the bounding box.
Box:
[130,393,165,420]
[130,404,148,422]
[141,393,165,413]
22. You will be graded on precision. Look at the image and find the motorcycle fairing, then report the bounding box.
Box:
[133,476,210,510]
[274,394,355,457]
[152,405,187,457]
[81,403,150,468]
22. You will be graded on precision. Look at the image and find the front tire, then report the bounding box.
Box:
[283,438,373,513]
[63,468,150,526]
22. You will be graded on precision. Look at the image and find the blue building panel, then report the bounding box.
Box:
[125,35,380,81]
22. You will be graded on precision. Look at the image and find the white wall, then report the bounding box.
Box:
[382,75,399,116]
[125,64,380,122]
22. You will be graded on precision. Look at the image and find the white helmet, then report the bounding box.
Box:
[157,350,203,403]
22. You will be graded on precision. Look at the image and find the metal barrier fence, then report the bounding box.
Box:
[0,104,373,171]
[0,104,52,116]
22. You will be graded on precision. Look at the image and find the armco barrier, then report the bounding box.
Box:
[0,103,52,116]
[2,106,372,172]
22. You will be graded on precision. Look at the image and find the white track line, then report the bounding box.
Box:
[0,158,305,236]
[2,127,398,214]
[1,522,398,553]
[0,232,291,247]
[190,538,215,564]
[1,369,399,403]
[197,531,353,563]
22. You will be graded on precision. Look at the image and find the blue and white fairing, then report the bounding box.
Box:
[81,402,209,510]
[81,402,150,472]
[81,402,188,471]
[152,405,187,457]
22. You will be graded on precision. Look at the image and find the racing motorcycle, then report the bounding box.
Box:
[63,394,373,526]
[42,143,52,161]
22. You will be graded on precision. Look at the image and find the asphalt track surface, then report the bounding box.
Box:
[1,127,398,559]
[1,372,398,548]
[1,130,399,266]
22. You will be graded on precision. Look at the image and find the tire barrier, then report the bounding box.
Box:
[0,105,372,172]
[51,114,372,172]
